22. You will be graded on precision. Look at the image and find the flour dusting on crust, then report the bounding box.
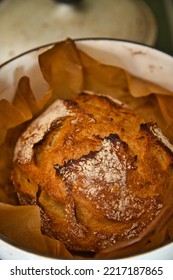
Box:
[58,135,128,191]
[14,100,73,164]
[150,124,173,153]
[55,134,161,223]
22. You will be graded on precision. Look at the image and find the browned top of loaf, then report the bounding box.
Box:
[12,92,173,252]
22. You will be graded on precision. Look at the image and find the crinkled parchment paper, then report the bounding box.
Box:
[0,38,173,259]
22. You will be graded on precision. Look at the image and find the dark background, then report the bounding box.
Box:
[145,0,173,55]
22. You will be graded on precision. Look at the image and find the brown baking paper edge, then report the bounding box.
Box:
[0,38,173,259]
[0,203,73,258]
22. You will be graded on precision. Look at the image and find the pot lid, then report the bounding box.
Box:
[0,0,157,64]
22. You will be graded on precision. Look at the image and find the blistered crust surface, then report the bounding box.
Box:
[11,92,173,252]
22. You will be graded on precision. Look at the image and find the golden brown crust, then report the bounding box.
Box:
[11,92,173,252]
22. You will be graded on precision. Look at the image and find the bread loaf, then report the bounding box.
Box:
[11,92,173,253]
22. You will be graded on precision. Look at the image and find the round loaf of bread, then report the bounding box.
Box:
[11,92,173,253]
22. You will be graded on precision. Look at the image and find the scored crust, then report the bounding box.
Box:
[11,92,173,253]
